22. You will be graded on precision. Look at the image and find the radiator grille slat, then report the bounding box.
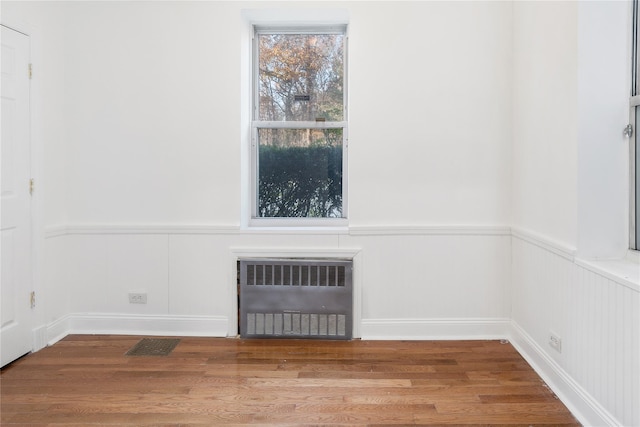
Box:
[245,263,347,287]
[245,313,348,338]
[240,258,353,340]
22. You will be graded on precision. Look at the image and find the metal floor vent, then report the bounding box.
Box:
[240,258,353,340]
[125,338,180,356]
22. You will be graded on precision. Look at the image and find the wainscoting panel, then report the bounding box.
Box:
[44,226,511,342]
[341,233,511,323]
[511,233,639,427]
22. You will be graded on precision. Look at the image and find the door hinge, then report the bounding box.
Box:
[30,291,36,309]
[624,124,633,138]
[28,63,32,80]
[29,178,34,195]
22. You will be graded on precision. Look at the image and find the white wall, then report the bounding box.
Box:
[51,1,513,227]
[512,1,638,425]
[577,1,631,260]
[63,1,242,225]
[2,0,514,340]
[511,0,630,257]
[512,0,578,249]
[348,1,512,225]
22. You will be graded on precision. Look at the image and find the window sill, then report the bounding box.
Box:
[575,254,640,293]
[244,218,349,234]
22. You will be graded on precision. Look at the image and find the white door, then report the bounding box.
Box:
[1,25,32,367]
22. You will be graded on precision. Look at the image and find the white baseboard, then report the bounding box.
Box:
[43,316,508,343]
[46,314,72,346]
[32,325,48,352]
[360,318,510,340]
[509,321,620,427]
[69,313,229,337]
[42,313,229,343]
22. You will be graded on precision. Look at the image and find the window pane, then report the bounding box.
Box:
[258,33,344,122]
[258,128,343,218]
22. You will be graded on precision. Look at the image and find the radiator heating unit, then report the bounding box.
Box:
[239,258,353,340]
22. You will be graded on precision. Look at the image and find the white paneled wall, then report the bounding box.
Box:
[44,226,511,341]
[511,233,639,427]
[344,230,511,339]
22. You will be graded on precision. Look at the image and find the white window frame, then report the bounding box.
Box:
[250,25,348,228]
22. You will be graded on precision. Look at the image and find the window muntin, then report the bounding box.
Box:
[252,27,347,222]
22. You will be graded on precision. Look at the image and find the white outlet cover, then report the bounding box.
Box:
[128,293,148,304]
[549,333,562,353]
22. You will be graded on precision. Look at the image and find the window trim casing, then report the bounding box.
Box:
[249,25,349,227]
[631,0,639,250]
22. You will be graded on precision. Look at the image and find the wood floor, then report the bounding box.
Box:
[0,335,581,426]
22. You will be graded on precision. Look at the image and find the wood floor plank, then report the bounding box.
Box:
[0,335,581,426]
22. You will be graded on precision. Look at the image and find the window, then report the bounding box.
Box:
[251,26,347,224]
[632,0,640,249]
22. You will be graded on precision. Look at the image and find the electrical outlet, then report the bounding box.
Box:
[549,333,562,353]
[128,292,147,304]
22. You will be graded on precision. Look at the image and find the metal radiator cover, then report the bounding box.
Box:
[239,258,353,340]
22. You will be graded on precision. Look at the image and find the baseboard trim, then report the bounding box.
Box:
[360,318,510,340]
[46,314,71,346]
[32,325,48,352]
[43,313,228,340]
[509,321,620,427]
[43,316,508,341]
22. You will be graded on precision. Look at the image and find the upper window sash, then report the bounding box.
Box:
[253,26,347,124]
